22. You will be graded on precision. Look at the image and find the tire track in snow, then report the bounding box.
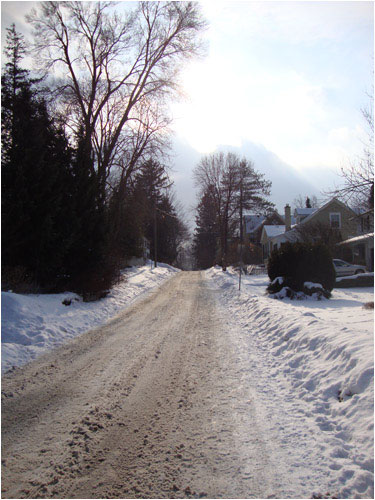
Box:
[2,271,279,499]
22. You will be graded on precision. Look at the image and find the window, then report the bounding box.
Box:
[333,260,345,267]
[330,213,341,229]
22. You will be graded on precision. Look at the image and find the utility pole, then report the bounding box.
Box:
[239,172,243,291]
[153,202,157,268]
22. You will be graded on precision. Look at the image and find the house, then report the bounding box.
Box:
[336,209,374,271]
[337,233,374,271]
[352,208,374,235]
[294,207,317,224]
[243,215,266,244]
[261,198,360,262]
[242,211,287,263]
[243,211,287,245]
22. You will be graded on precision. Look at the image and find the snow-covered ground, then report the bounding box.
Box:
[2,263,373,497]
[205,266,374,499]
[1,263,179,374]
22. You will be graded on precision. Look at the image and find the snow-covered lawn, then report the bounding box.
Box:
[1,263,179,374]
[206,266,374,499]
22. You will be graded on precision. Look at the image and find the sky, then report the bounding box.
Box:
[1,1,374,227]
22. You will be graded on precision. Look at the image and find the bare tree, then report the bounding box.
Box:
[194,152,272,270]
[327,94,374,209]
[27,1,206,203]
[193,152,227,267]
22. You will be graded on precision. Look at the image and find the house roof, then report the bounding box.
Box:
[295,207,316,216]
[244,215,265,234]
[263,198,356,245]
[263,225,286,237]
[298,197,357,226]
[269,227,298,244]
[337,232,374,246]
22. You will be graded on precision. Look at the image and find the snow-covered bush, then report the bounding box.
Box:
[267,242,335,298]
[268,278,330,300]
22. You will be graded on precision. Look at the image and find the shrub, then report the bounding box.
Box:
[1,266,38,293]
[69,252,123,302]
[267,242,335,298]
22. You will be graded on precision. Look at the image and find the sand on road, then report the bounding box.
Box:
[2,271,278,499]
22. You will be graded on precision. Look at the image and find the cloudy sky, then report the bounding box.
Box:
[2,1,374,226]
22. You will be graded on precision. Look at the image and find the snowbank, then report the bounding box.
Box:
[206,266,374,499]
[2,263,179,374]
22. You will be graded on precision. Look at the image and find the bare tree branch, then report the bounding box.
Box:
[325,92,374,210]
[27,1,207,201]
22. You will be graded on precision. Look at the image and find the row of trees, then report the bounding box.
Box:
[2,2,206,297]
[192,152,274,270]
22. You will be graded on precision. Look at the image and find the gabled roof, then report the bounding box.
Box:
[262,198,357,245]
[244,215,265,234]
[263,225,286,237]
[295,207,316,216]
[299,197,357,226]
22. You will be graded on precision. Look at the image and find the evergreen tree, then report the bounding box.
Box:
[128,159,186,266]
[133,159,170,262]
[134,159,172,205]
[107,181,145,263]
[193,186,218,269]
[2,25,75,290]
[64,128,114,296]
[156,194,187,265]
[2,25,30,165]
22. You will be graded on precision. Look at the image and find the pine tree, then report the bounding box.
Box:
[133,159,171,262]
[107,185,145,263]
[106,158,174,269]
[2,25,75,290]
[64,128,119,298]
[193,186,218,269]
[134,159,172,205]
[156,194,187,265]
[122,159,186,266]
[2,24,30,165]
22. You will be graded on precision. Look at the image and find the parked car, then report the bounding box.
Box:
[333,259,367,277]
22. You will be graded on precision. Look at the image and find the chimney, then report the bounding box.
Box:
[285,204,291,232]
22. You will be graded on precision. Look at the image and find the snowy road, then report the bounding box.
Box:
[1,271,279,499]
